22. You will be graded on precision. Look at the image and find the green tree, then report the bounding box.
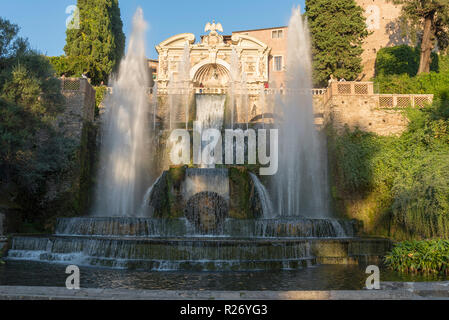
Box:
[305,0,369,87]
[0,17,74,197]
[64,0,125,85]
[389,0,449,74]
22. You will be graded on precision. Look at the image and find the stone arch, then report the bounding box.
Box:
[190,58,231,83]
[192,63,231,87]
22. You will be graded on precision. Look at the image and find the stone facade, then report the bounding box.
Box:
[155,28,270,90]
[355,0,407,80]
[232,26,288,88]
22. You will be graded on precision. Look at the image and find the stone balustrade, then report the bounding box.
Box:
[101,79,434,136]
[377,94,433,108]
[106,87,328,96]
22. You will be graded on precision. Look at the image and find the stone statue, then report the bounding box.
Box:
[203,21,224,46]
[204,21,223,33]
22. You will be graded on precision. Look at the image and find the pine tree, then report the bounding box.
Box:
[64,0,125,85]
[305,0,369,87]
[389,0,449,74]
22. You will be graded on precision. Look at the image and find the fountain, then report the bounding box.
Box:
[5,7,391,271]
[92,8,151,217]
[272,8,330,218]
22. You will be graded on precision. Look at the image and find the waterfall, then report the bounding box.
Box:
[249,173,275,219]
[182,168,229,201]
[229,47,240,129]
[151,82,158,130]
[240,72,249,129]
[139,174,164,216]
[273,7,330,218]
[196,95,226,130]
[93,8,151,217]
[180,42,191,129]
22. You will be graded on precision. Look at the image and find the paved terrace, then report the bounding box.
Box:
[0,282,448,300]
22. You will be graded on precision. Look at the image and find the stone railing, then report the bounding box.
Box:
[59,77,96,124]
[323,80,433,108]
[60,77,95,93]
[377,94,433,108]
[311,88,327,95]
[324,81,374,104]
[107,86,327,96]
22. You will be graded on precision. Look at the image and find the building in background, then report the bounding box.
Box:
[356,0,407,80]
[152,1,406,88]
[232,26,287,88]
[148,59,159,87]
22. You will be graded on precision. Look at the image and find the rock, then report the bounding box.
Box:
[185,192,228,234]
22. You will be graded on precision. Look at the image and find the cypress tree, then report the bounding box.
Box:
[64,0,125,85]
[305,0,369,87]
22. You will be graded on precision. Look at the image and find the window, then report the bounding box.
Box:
[274,56,283,72]
[271,29,283,39]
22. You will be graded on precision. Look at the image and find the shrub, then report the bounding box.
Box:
[375,45,438,77]
[48,56,70,77]
[328,103,449,239]
[385,240,449,274]
[94,85,107,116]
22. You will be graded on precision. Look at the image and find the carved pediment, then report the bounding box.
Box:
[156,33,195,51]
[231,34,269,51]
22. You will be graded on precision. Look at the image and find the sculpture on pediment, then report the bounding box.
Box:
[202,20,224,46]
[204,21,223,33]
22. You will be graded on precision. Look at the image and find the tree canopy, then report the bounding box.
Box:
[389,0,449,74]
[0,17,75,197]
[63,0,125,85]
[305,0,369,87]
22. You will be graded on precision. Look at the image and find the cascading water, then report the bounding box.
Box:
[181,42,191,129]
[229,47,240,129]
[93,8,151,217]
[249,173,274,219]
[139,174,163,216]
[196,95,226,129]
[240,72,249,130]
[151,82,158,130]
[182,168,230,202]
[195,94,226,168]
[273,7,330,218]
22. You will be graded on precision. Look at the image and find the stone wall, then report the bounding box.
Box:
[320,81,433,136]
[355,0,408,80]
[44,78,97,207]
[57,78,96,142]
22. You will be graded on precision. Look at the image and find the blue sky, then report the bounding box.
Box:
[0,0,305,59]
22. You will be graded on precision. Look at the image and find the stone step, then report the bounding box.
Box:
[6,235,391,271]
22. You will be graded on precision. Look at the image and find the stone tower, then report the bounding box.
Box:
[355,0,407,80]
